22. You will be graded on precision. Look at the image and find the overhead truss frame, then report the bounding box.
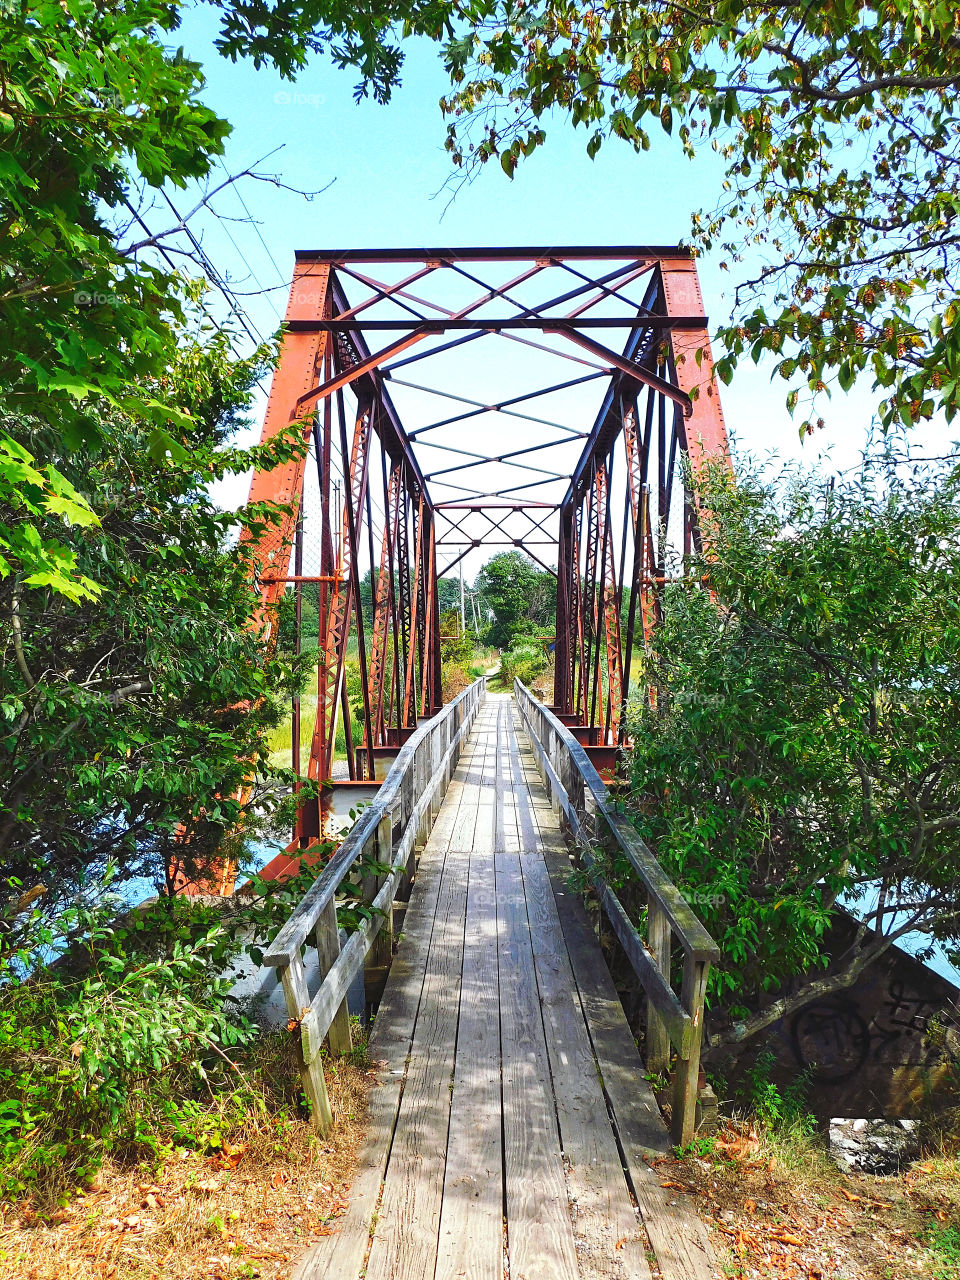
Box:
[245,247,731,833]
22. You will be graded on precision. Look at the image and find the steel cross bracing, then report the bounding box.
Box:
[245,248,731,832]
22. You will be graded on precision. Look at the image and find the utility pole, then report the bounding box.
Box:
[459,562,466,636]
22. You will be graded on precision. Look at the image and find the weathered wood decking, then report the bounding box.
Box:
[293,694,715,1280]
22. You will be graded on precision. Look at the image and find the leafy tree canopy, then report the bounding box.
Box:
[280,0,960,437]
[475,549,556,648]
[1,316,307,928]
[0,0,320,602]
[624,455,960,1052]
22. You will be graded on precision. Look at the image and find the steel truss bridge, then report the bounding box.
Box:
[245,247,731,840]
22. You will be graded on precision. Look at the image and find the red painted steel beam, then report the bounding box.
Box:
[545,323,693,415]
[243,262,331,621]
[296,327,438,409]
[294,246,695,263]
[284,316,708,331]
[660,257,732,472]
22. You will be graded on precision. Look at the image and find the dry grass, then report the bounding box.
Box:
[655,1120,960,1279]
[0,1060,374,1280]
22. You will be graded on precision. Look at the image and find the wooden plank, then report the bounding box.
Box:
[427,774,464,849]
[645,904,672,1074]
[364,847,469,1280]
[496,706,512,855]
[292,844,450,1280]
[539,845,716,1280]
[520,850,653,1280]
[471,704,497,854]
[448,724,486,850]
[496,850,580,1280]
[497,699,522,853]
[315,899,352,1057]
[435,849,504,1280]
[299,864,406,1057]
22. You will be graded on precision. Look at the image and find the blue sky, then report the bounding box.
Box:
[164,7,941,509]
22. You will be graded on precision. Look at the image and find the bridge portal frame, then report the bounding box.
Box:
[245,248,730,835]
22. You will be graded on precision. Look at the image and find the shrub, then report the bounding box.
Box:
[498,640,551,689]
[0,888,260,1204]
[624,456,960,1055]
[441,661,472,701]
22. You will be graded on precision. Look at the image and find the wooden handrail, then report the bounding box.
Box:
[262,677,486,1131]
[514,679,719,1147]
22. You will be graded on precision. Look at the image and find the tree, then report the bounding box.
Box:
[1,0,228,597]
[0,0,324,603]
[622,455,960,1054]
[277,0,960,437]
[0,316,306,930]
[474,550,556,648]
[442,2,960,435]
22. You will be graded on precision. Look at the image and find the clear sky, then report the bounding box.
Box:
[163,6,943,520]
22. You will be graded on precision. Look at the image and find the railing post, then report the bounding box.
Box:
[645,902,671,1075]
[671,954,710,1148]
[278,950,333,1133]
[315,899,352,1057]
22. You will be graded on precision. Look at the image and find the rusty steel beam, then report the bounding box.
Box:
[231,246,733,856]
[284,315,710,332]
[294,246,696,262]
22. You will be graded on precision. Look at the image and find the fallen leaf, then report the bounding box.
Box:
[272,1171,289,1190]
[771,1232,804,1246]
[217,1141,249,1170]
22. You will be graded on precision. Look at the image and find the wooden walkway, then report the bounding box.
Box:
[294,694,715,1280]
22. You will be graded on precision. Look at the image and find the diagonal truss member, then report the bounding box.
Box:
[243,247,731,837]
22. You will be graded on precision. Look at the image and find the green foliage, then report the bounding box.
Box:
[741,1051,815,1137]
[498,638,551,690]
[0,889,259,1203]
[925,1222,960,1280]
[475,551,556,649]
[623,454,960,1029]
[288,0,960,431]
[0,320,309,917]
[238,836,389,969]
[439,609,479,700]
[0,0,235,596]
[440,1,960,432]
[439,610,476,666]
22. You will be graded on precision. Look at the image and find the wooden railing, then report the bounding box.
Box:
[263,677,486,1131]
[515,679,720,1147]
